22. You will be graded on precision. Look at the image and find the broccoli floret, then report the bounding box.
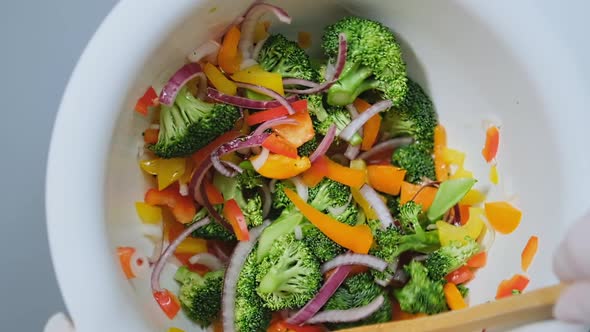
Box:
[256,233,322,310]
[307,93,330,122]
[398,201,425,235]
[235,161,264,190]
[297,135,319,157]
[392,144,436,184]
[214,173,264,228]
[313,106,363,146]
[393,261,447,314]
[385,194,400,217]
[458,284,470,298]
[424,239,480,280]
[257,34,317,81]
[174,267,224,327]
[191,208,236,241]
[381,79,438,151]
[272,181,296,210]
[256,208,304,261]
[308,178,351,211]
[333,203,361,226]
[322,16,407,106]
[235,249,272,332]
[151,86,241,158]
[323,273,392,330]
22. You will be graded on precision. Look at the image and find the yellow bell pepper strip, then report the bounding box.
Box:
[273,111,315,148]
[223,199,250,241]
[325,158,366,188]
[399,181,438,211]
[489,164,499,184]
[139,158,186,190]
[284,188,373,254]
[301,156,329,187]
[427,178,476,222]
[168,328,185,332]
[496,274,529,299]
[484,201,522,234]
[436,207,485,246]
[433,124,449,181]
[460,189,486,206]
[482,125,500,163]
[521,235,539,272]
[218,25,242,74]
[442,148,466,167]
[134,86,158,116]
[175,237,208,255]
[232,66,285,95]
[450,167,474,179]
[367,165,406,195]
[135,202,163,224]
[444,283,468,310]
[252,153,312,179]
[353,98,382,151]
[349,159,378,219]
[204,62,237,96]
[117,246,137,279]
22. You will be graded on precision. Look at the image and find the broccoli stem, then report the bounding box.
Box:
[174,266,194,283]
[258,264,300,294]
[327,63,374,106]
[257,210,304,261]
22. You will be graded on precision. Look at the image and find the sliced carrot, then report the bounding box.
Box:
[218,26,242,74]
[301,156,329,187]
[482,125,500,163]
[484,201,522,234]
[143,128,160,144]
[325,158,366,188]
[466,251,487,268]
[521,236,539,272]
[496,274,530,299]
[400,181,438,211]
[366,165,406,195]
[434,124,449,181]
[444,283,468,310]
[285,188,373,254]
[354,99,382,151]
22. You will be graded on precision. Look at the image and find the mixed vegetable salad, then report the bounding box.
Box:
[119,3,539,332]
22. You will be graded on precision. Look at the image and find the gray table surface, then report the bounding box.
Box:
[1,1,588,331]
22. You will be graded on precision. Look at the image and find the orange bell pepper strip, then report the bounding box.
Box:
[204,62,237,96]
[521,236,539,272]
[153,289,181,319]
[367,165,406,195]
[262,133,298,159]
[252,153,312,180]
[459,204,471,225]
[484,201,522,234]
[231,65,285,95]
[284,188,373,254]
[445,266,474,284]
[496,274,530,299]
[117,246,136,279]
[466,251,487,268]
[223,199,249,241]
[134,86,158,116]
[325,158,366,188]
[433,124,449,181]
[482,125,500,163]
[399,181,438,211]
[143,128,160,144]
[354,99,382,151]
[191,130,242,169]
[273,111,315,148]
[204,179,224,205]
[218,26,242,74]
[301,156,329,187]
[246,99,307,126]
[444,283,468,310]
[145,187,197,224]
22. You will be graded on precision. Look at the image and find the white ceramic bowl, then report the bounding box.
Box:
[47,0,590,331]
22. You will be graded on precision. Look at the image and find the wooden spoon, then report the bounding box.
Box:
[342,284,566,332]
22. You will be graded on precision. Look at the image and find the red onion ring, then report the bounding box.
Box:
[309,124,336,163]
[235,82,295,114]
[282,78,319,88]
[343,104,362,159]
[359,184,395,229]
[207,87,299,109]
[252,116,298,137]
[286,265,352,325]
[188,40,221,64]
[211,133,271,177]
[188,252,225,270]
[252,36,269,60]
[290,176,309,202]
[306,295,385,324]
[320,253,388,274]
[222,221,270,332]
[159,63,205,106]
[339,100,392,143]
[357,137,414,161]
[150,217,211,293]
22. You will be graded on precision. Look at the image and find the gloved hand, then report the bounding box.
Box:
[553,212,590,325]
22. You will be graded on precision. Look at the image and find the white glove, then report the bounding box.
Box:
[553,212,590,325]
[44,312,75,332]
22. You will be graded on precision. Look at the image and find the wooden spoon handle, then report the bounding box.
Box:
[342,284,566,332]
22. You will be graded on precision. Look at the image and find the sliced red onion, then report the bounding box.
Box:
[325,63,335,82]
[196,73,208,100]
[207,87,299,110]
[320,254,387,274]
[344,143,361,160]
[221,160,244,175]
[375,278,391,287]
[222,221,270,332]
[238,3,292,65]
[359,184,395,229]
[391,268,409,284]
[294,225,303,240]
[412,254,429,262]
[188,40,221,64]
[252,36,269,60]
[357,137,414,161]
[290,176,309,203]
[179,182,189,197]
[309,124,336,163]
[251,147,270,171]
[148,237,164,265]
[346,103,360,119]
[286,265,352,325]
[235,82,295,114]
[210,241,231,263]
[269,179,278,193]
[252,116,298,137]
[339,100,392,143]
[212,133,270,177]
[189,252,225,271]
[327,194,352,216]
[282,78,319,88]
[159,63,205,106]
[307,295,385,324]
[151,217,211,292]
[260,183,272,218]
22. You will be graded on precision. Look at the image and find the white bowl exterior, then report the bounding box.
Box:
[47,0,590,331]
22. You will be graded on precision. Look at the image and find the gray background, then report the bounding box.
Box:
[0,1,589,331]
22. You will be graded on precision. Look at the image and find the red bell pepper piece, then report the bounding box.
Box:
[262,133,298,159]
[153,289,181,319]
[246,99,307,126]
[134,86,158,116]
[223,199,249,241]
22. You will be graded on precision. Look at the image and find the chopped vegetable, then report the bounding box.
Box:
[484,201,522,234]
[273,111,315,147]
[442,148,465,167]
[444,283,467,310]
[145,187,196,224]
[460,189,486,206]
[191,130,241,169]
[496,274,530,299]
[436,207,485,246]
[466,251,487,268]
[254,21,270,43]
[450,167,474,180]
[445,266,475,284]
[433,125,449,181]
[252,153,311,179]
[153,289,181,319]
[354,99,382,151]
[223,199,250,241]
[489,164,499,184]
[367,165,406,195]
[218,25,242,74]
[232,66,285,95]
[482,125,500,163]
[262,133,298,159]
[139,158,186,191]
[268,320,324,332]
[297,31,312,49]
[521,236,538,272]
[134,86,158,115]
[399,181,437,211]
[135,202,163,224]
[143,128,160,144]
[246,99,307,125]
[325,157,366,188]
[204,178,224,205]
[427,178,476,222]
[301,156,329,187]
[175,237,208,255]
[117,246,137,279]
[204,63,237,96]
